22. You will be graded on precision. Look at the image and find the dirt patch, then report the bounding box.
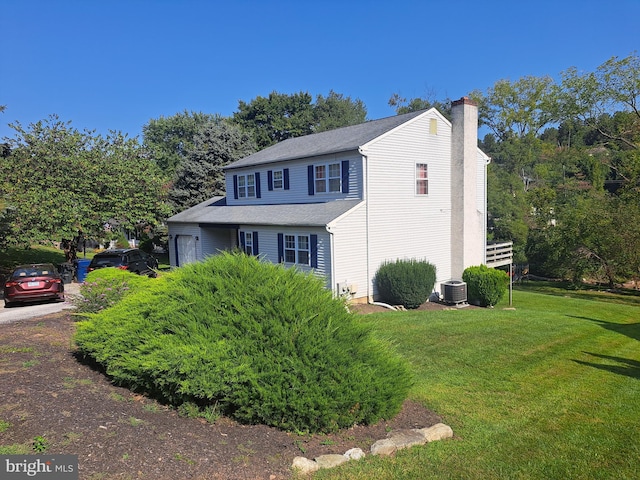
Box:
[0,312,441,479]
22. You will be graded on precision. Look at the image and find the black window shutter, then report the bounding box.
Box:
[310,234,318,268]
[239,231,245,250]
[284,168,290,190]
[233,175,239,199]
[255,172,261,198]
[341,160,349,194]
[253,231,259,255]
[267,170,273,191]
[277,233,284,263]
[307,165,314,196]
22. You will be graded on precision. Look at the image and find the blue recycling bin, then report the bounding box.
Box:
[76,259,91,283]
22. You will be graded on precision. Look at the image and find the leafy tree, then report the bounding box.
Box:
[232,90,368,150]
[486,164,529,263]
[0,115,170,247]
[142,110,216,174]
[170,118,256,210]
[559,54,640,193]
[233,91,315,149]
[388,91,452,118]
[559,53,640,151]
[313,90,367,132]
[526,183,640,285]
[471,75,560,141]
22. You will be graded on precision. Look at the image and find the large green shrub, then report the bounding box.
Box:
[74,252,412,433]
[462,264,509,307]
[375,258,436,309]
[74,268,152,314]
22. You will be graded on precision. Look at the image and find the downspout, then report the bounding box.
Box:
[358,146,371,302]
[326,225,336,296]
[484,155,491,264]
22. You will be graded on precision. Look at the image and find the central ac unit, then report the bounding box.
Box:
[442,280,467,305]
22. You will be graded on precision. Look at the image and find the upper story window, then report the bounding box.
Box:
[267,168,289,191]
[308,161,351,196]
[238,174,255,198]
[272,170,284,189]
[314,163,342,193]
[416,163,428,195]
[233,172,261,199]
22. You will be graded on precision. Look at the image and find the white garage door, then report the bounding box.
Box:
[177,235,196,266]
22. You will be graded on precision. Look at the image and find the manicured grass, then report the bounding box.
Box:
[315,288,639,479]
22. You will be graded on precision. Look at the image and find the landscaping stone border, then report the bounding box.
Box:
[292,423,453,474]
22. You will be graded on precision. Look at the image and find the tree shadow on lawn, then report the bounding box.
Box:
[573,352,640,380]
[567,315,640,342]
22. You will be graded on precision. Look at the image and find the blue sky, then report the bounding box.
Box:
[1,0,638,141]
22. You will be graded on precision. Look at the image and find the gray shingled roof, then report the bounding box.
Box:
[224,109,428,170]
[168,197,363,227]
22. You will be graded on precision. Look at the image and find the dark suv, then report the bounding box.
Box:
[87,249,158,277]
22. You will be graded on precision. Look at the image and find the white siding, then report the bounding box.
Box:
[330,203,368,298]
[364,112,453,298]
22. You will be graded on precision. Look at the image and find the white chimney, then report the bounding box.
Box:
[450,97,485,279]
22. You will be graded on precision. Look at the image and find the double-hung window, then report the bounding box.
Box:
[416,163,428,195]
[314,163,341,193]
[272,170,284,190]
[240,231,258,255]
[237,173,256,198]
[243,232,254,255]
[284,234,310,265]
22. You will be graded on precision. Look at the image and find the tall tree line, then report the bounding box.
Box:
[475,54,640,286]
[0,91,366,248]
[2,55,638,286]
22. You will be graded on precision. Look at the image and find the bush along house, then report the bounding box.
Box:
[167,97,490,303]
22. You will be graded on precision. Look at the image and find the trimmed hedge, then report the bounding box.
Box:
[462,264,509,307]
[74,252,412,433]
[375,258,437,309]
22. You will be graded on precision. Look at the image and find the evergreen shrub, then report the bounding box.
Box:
[375,258,436,309]
[74,252,412,433]
[462,264,509,307]
[74,268,151,314]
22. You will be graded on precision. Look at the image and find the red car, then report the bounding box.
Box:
[3,263,65,307]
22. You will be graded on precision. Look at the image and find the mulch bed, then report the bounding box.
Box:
[0,310,442,479]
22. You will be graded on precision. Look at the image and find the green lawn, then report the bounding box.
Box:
[314,288,639,479]
[2,247,638,478]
